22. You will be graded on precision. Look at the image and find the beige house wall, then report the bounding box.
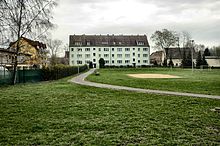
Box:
[206,58,220,67]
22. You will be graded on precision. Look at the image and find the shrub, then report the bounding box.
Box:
[42,64,88,81]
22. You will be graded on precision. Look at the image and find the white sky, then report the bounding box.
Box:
[51,0,220,50]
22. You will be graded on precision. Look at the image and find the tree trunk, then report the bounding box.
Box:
[11,0,23,85]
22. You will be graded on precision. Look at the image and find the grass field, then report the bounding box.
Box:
[0,76,220,145]
[87,68,220,95]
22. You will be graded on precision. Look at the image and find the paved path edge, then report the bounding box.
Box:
[69,69,220,100]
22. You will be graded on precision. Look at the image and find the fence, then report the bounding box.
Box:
[0,65,88,85]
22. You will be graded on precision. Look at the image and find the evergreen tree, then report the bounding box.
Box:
[196,51,202,68]
[89,61,93,68]
[186,51,192,67]
[99,58,105,68]
[202,54,208,66]
[168,57,174,67]
[181,49,187,67]
[204,48,211,56]
[163,59,167,67]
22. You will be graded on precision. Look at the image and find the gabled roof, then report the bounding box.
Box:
[166,47,197,59]
[69,34,150,47]
[9,37,46,49]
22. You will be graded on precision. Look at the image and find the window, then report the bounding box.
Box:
[75,42,82,46]
[125,54,130,58]
[143,60,148,63]
[85,48,90,51]
[133,48,135,51]
[99,54,101,57]
[133,53,135,56]
[117,60,122,64]
[72,61,74,64]
[85,60,90,64]
[138,54,140,57]
[112,48,114,51]
[93,48,96,51]
[102,42,108,45]
[138,60,140,63]
[125,60,130,63]
[71,54,74,58]
[117,54,122,58]
[77,60,82,64]
[86,41,90,46]
[85,54,90,58]
[105,60,109,64]
[77,48,82,52]
[71,48,74,51]
[77,54,82,58]
[133,58,135,62]
[93,53,96,56]
[104,54,109,58]
[112,60,114,64]
[113,42,116,45]
[99,48,101,51]
[104,48,109,51]
[93,59,96,62]
[137,41,144,45]
[112,54,114,57]
[117,48,122,52]
[125,48,130,51]
[118,42,122,45]
[143,48,148,51]
[143,54,148,57]
[138,48,140,51]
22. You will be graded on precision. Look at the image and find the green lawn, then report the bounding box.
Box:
[87,68,220,95]
[0,77,220,145]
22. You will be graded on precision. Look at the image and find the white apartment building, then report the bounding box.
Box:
[69,34,150,68]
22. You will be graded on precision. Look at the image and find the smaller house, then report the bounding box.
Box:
[9,37,48,68]
[150,51,164,65]
[205,56,220,67]
[166,47,197,67]
[0,48,31,68]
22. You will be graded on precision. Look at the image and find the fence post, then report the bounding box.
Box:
[23,66,26,83]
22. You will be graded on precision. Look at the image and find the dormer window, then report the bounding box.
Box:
[118,42,122,45]
[75,42,82,46]
[137,41,144,46]
[86,41,90,46]
[102,42,108,45]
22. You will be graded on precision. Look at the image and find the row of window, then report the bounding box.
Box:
[72,53,148,58]
[74,41,145,46]
[71,47,148,52]
[73,60,149,65]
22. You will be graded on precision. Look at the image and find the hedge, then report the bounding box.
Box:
[42,64,88,81]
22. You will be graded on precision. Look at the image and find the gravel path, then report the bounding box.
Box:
[70,69,220,100]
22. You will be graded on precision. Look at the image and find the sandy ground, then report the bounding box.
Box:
[127,74,181,79]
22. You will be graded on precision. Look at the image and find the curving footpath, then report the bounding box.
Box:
[70,69,220,100]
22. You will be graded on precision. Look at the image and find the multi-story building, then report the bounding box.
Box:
[69,34,150,68]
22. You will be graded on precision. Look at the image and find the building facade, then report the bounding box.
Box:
[69,35,150,68]
[9,37,48,68]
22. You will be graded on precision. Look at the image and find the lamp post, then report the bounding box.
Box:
[190,40,194,72]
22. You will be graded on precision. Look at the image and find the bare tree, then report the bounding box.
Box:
[46,38,63,65]
[177,31,192,48]
[0,0,57,84]
[151,29,177,64]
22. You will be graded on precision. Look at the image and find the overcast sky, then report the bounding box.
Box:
[51,0,220,49]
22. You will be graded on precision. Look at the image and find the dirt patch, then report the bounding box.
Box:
[127,74,181,79]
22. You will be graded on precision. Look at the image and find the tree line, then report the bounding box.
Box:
[151,29,220,68]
